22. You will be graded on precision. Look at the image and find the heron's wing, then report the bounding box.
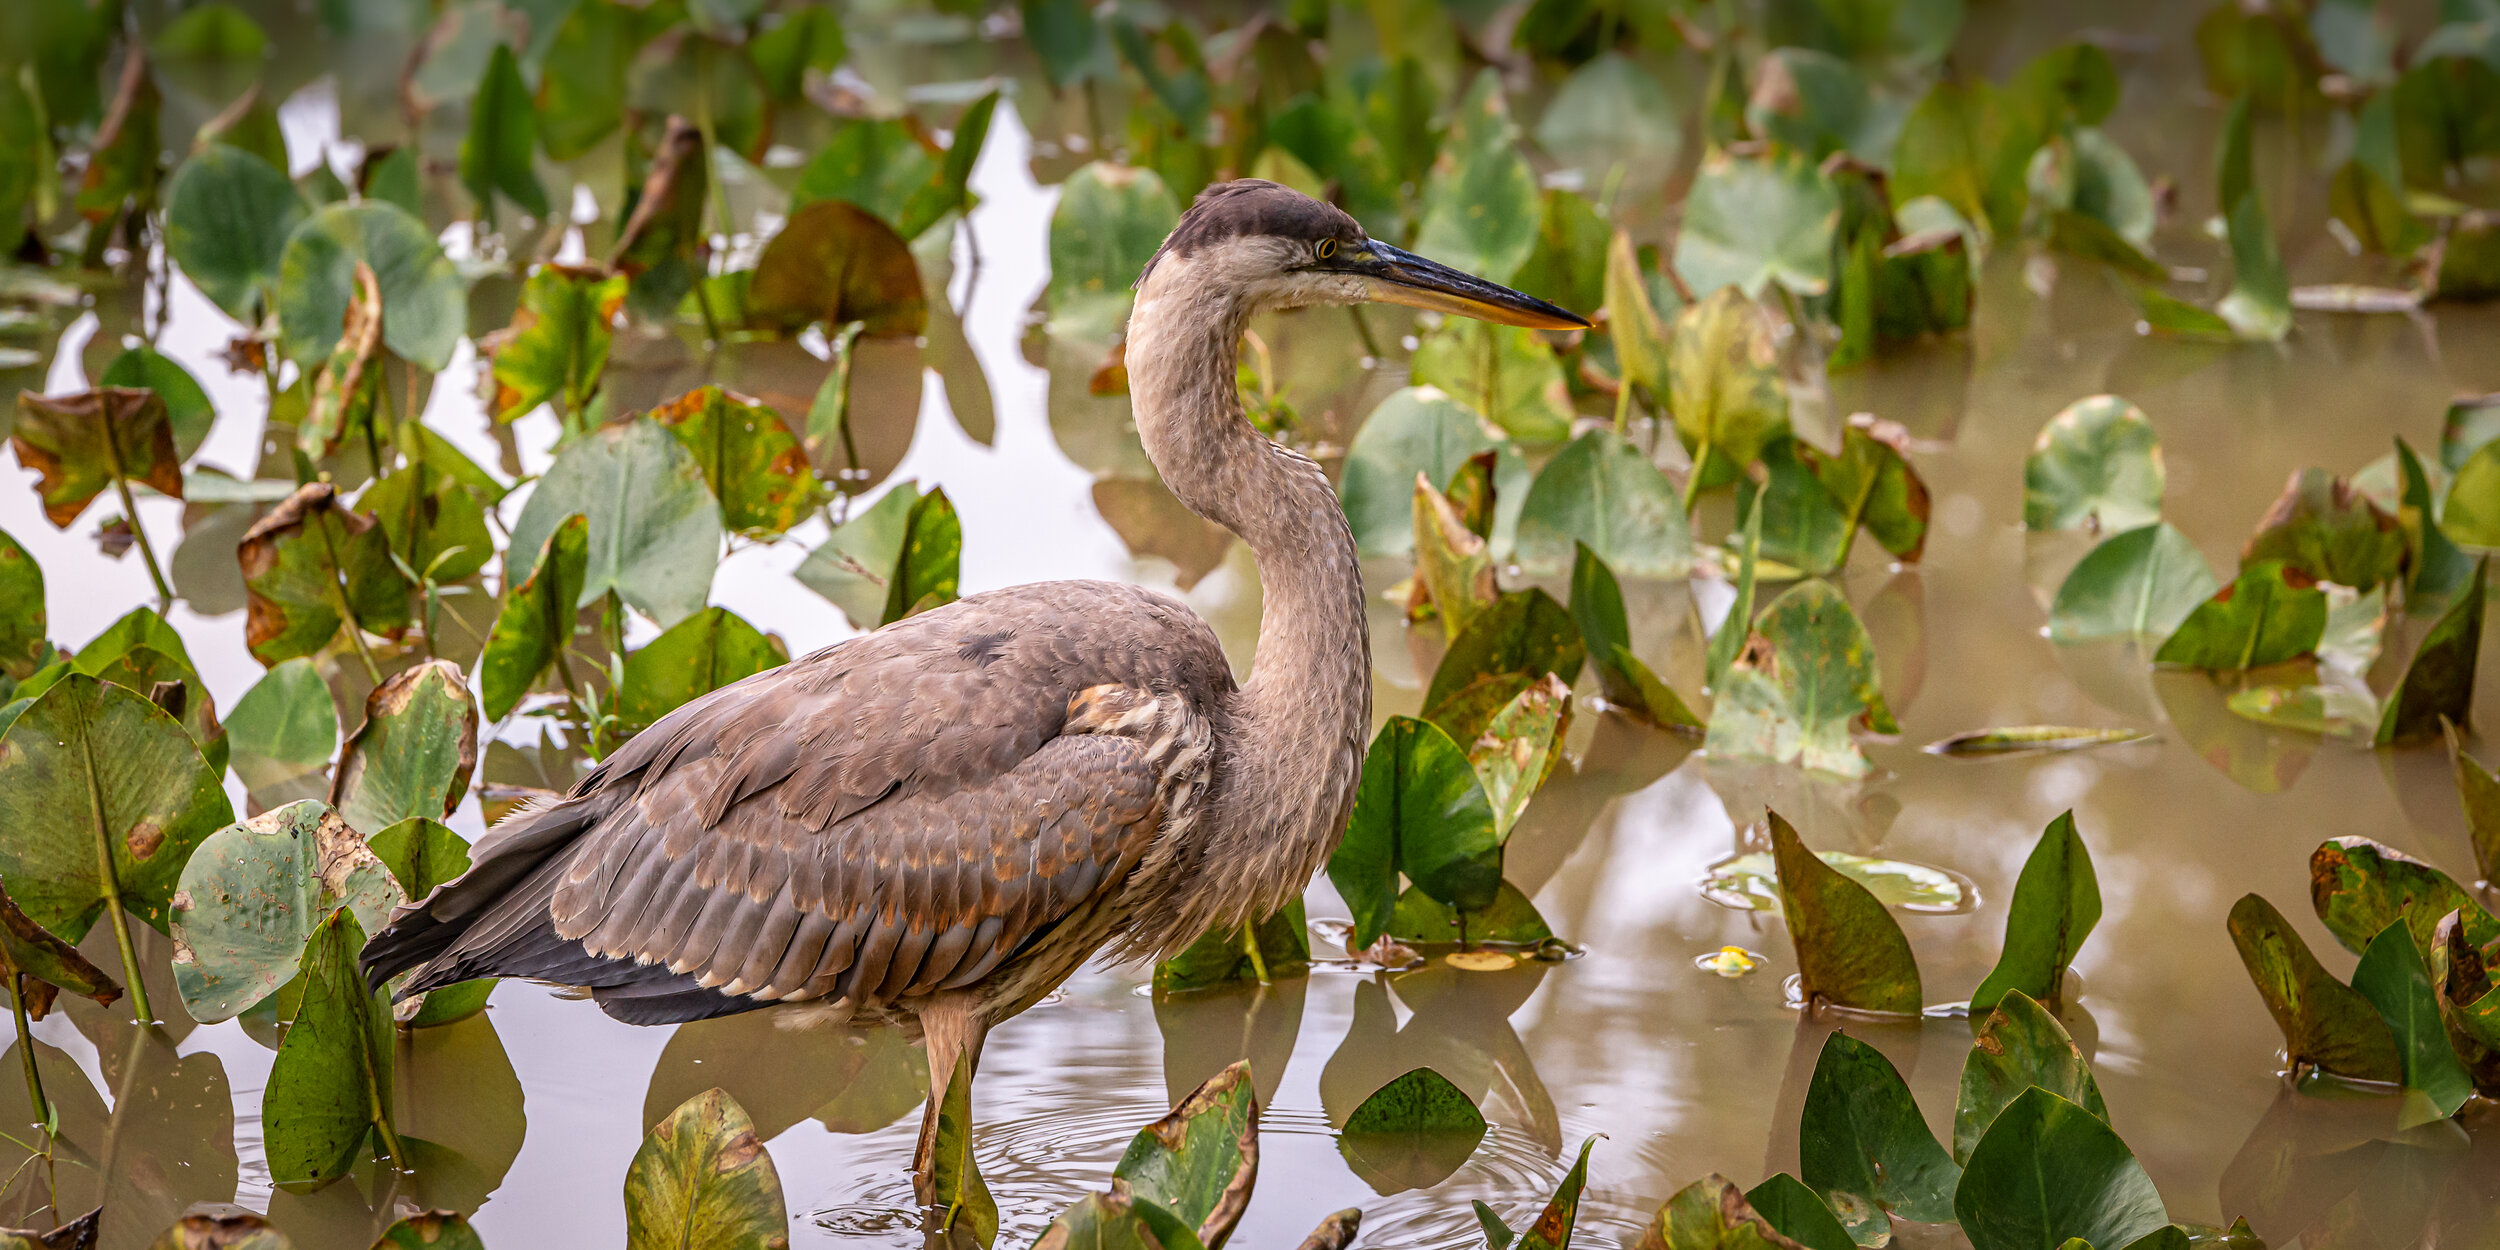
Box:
[547,728,1165,1006]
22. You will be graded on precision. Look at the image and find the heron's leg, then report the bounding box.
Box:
[912,993,989,1207]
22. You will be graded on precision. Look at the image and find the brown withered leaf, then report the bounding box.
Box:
[745,200,928,338]
[612,116,708,277]
[237,483,411,667]
[10,387,186,528]
[0,879,121,1020]
[300,261,385,457]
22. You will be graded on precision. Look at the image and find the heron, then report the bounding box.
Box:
[360,179,1588,1199]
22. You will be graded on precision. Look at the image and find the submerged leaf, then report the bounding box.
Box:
[624,1088,789,1250]
[1800,1032,1959,1238]
[2024,396,2164,533]
[2227,893,2402,1083]
[1953,991,2107,1164]
[1770,812,1921,1014]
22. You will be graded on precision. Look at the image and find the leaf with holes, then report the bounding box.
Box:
[650,386,827,539]
[238,483,412,668]
[169,800,402,1023]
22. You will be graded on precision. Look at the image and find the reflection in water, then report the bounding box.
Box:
[1152,978,1305,1110]
[645,1009,927,1143]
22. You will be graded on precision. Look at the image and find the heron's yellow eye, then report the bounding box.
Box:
[1316,238,1339,261]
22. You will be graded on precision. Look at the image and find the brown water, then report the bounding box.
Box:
[7,8,2500,1248]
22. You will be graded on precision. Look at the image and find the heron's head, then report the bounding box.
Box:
[1136,179,1590,330]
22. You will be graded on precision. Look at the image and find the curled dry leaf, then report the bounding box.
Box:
[10,388,185,528]
[300,261,383,458]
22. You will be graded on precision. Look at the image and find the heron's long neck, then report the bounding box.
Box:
[1125,273,1371,927]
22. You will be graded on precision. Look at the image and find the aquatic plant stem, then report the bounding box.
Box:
[313,510,384,687]
[1682,439,1712,513]
[99,432,172,611]
[72,696,151,1023]
[1239,921,1270,984]
[10,980,47,1129]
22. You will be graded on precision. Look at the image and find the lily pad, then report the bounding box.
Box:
[2152,561,2327,672]
[1154,898,1309,993]
[1339,387,1529,557]
[1049,162,1180,341]
[99,346,214,461]
[2047,523,2217,642]
[169,801,402,1024]
[1387,879,1555,948]
[795,481,952,630]
[2350,922,2474,1124]
[237,483,412,668]
[1518,430,1691,578]
[330,660,478,836]
[1703,581,1896,778]
[2307,836,2486,957]
[163,142,307,322]
[625,1088,788,1250]
[1468,675,1568,841]
[1569,544,1702,732]
[1954,1088,2168,1250]
[1669,286,1791,494]
[2447,723,2500,884]
[490,264,624,424]
[2024,396,2164,534]
[1637,1174,1811,1250]
[746,200,928,338]
[1800,1031,1960,1238]
[1420,589,1585,746]
[1411,319,1575,445]
[1737,436,1857,576]
[649,385,826,539]
[360,458,494,588]
[276,201,466,371]
[1771,811,1922,1014]
[1702,849,1970,914]
[1953,990,2108,1164]
[2241,468,2407,593]
[504,416,724,629]
[263,906,398,1191]
[1803,415,1931,563]
[478,514,589,722]
[1115,1060,1259,1249]
[2226,892,2402,1084]
[2215,100,2291,342]
[1674,147,1840,299]
[2374,556,2485,745]
[1970,812,2101,1015]
[1741,1173,1853,1250]
[1537,52,1682,199]
[459,42,547,218]
[1415,70,1540,285]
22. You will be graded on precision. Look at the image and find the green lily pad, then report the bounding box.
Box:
[2152,561,2327,672]
[2374,556,2485,745]
[1970,812,2102,1015]
[331,660,477,836]
[1892,78,2040,238]
[459,42,547,218]
[1801,1031,1960,1238]
[360,457,494,589]
[1954,1088,2168,1250]
[1953,990,2108,1164]
[478,514,589,722]
[1806,416,1931,563]
[505,416,724,629]
[1338,1066,1485,1195]
[1420,589,1585,746]
[1737,435,1856,577]
[650,385,827,539]
[1701,849,1969,914]
[797,480,942,630]
[1415,70,1539,284]
[490,264,624,424]
[2024,396,2164,534]
[1675,147,1840,299]
[1669,286,1791,494]
[1536,52,1681,198]
[1387,879,1554,947]
[169,800,402,1024]
[1517,429,1691,577]
[263,906,397,1191]
[1049,162,1180,341]
[2047,523,2217,642]
[276,201,466,371]
[2227,892,2403,1084]
[1154,898,1309,993]
[1741,1173,1853,1250]
[1704,581,1895,778]
[617,606,785,730]
[1115,1060,1259,1249]
[1340,387,1530,557]
[1411,319,1575,445]
[625,1088,788,1250]
[237,482,412,668]
[1327,716,1499,949]
[1771,811,1922,1014]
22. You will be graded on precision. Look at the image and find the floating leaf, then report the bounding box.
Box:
[1954,1088,2168,1250]
[0,673,231,946]
[0,529,44,680]
[1800,1031,1959,1238]
[2308,836,2487,957]
[2047,523,2218,642]
[2152,561,2326,672]
[2240,468,2407,593]
[276,201,467,371]
[11,388,184,529]
[625,1088,789,1250]
[617,606,784,730]
[1115,1060,1258,1249]
[1517,430,1691,578]
[479,514,589,722]
[2226,893,2402,1083]
[2351,922,2474,1123]
[1738,436,1855,576]
[460,43,547,218]
[1154,898,1309,993]
[1420,589,1585,746]
[2024,396,2164,533]
[1704,582,1895,778]
[1953,990,2108,1165]
[238,483,411,667]
[1387,879,1553,948]
[2374,556,2485,745]
[1411,318,1575,445]
[1924,726,2149,756]
[1971,812,2101,1015]
[1570,545,1701,732]
[1668,287,1790,494]
[331,660,478,836]
[650,385,826,538]
[1032,1183,1206,1250]
[746,201,927,338]
[1338,1067,1486,1194]
[170,801,401,1024]
[1892,78,2040,238]
[505,417,724,629]
[1771,811,1921,1014]
[1741,1174,1853,1250]
[1049,162,1180,341]
[491,264,624,423]
[1674,148,1840,299]
[1702,849,1969,915]
[2225,683,2378,739]
[1340,388,1530,557]
[372,1211,484,1250]
[264,906,398,1191]
[1328,716,1499,949]
[1415,70,1539,284]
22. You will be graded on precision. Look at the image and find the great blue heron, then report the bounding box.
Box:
[361,179,1587,1197]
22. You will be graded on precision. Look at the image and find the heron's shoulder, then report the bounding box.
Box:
[793,579,1232,691]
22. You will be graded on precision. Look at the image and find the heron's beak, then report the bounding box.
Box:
[1334,241,1591,330]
